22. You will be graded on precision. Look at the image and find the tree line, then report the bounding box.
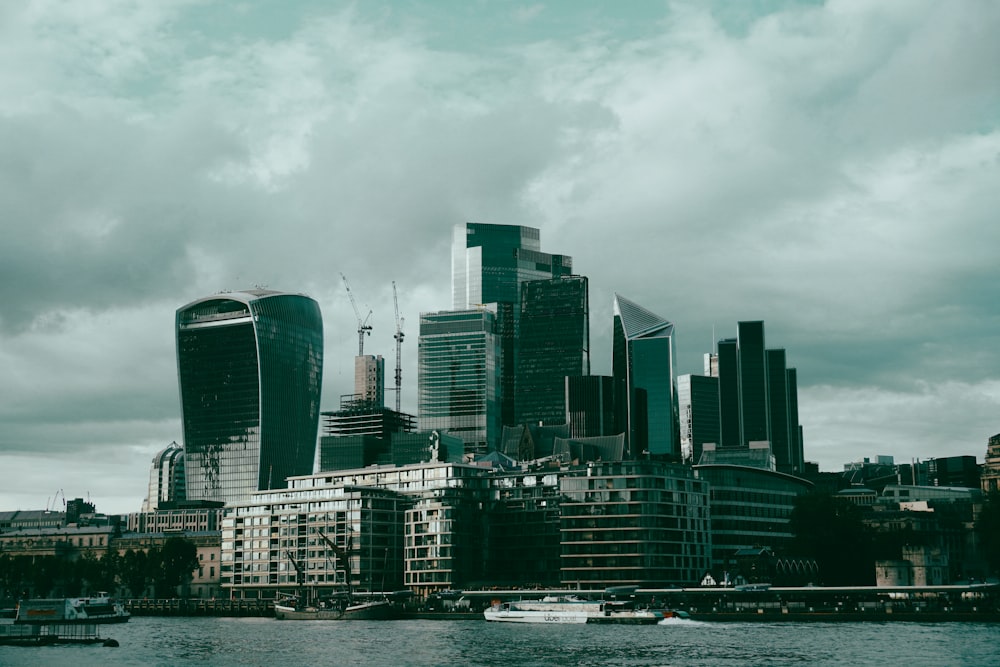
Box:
[0,536,200,601]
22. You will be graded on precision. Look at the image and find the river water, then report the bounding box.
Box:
[1,617,998,667]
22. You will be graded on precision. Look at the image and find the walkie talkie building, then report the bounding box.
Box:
[176,289,323,504]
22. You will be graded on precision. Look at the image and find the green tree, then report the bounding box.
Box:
[976,490,1000,576]
[30,556,61,597]
[789,492,874,586]
[96,549,121,595]
[120,549,150,598]
[151,537,200,598]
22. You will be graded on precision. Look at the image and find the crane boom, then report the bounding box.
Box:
[341,273,372,355]
[392,281,404,413]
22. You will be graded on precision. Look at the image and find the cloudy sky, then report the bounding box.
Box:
[2,0,998,514]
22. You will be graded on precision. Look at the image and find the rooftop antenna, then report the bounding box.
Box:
[341,273,373,356]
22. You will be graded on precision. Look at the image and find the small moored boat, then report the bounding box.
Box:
[14,593,130,624]
[274,596,397,621]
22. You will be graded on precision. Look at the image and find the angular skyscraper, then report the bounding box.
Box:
[515,275,590,426]
[417,308,501,454]
[612,294,679,459]
[176,289,323,504]
[451,223,572,426]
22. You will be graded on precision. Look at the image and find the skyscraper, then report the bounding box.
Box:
[354,354,385,406]
[451,223,572,426]
[417,308,501,454]
[677,374,720,465]
[712,322,804,472]
[737,321,768,446]
[612,294,679,459]
[565,375,615,438]
[515,275,590,426]
[766,348,791,469]
[141,441,186,512]
[786,367,803,472]
[716,338,741,448]
[451,223,572,310]
[176,289,323,504]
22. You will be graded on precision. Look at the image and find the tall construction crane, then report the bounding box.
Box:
[341,273,372,356]
[391,281,404,413]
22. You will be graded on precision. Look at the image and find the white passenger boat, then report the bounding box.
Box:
[14,593,130,624]
[483,595,689,625]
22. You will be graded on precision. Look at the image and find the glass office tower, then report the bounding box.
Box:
[451,223,572,310]
[141,441,186,512]
[451,223,572,427]
[766,349,792,471]
[786,367,803,473]
[678,374,721,465]
[516,275,590,426]
[713,322,804,471]
[737,321,768,446]
[417,308,501,454]
[565,375,615,438]
[612,294,679,459]
[716,338,741,448]
[176,290,323,504]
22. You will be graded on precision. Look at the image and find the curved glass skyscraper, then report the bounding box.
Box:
[176,289,323,504]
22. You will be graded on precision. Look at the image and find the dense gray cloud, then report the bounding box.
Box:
[1,0,998,513]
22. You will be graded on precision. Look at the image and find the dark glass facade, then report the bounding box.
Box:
[451,223,573,427]
[417,309,500,453]
[487,471,563,587]
[612,294,679,459]
[515,276,590,426]
[716,338,741,448]
[766,349,791,472]
[678,374,720,465]
[715,323,803,470]
[560,461,711,587]
[176,290,323,504]
[694,464,813,570]
[737,321,768,445]
[451,223,572,309]
[786,368,803,472]
[565,375,615,437]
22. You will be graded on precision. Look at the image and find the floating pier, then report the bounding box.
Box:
[0,622,117,646]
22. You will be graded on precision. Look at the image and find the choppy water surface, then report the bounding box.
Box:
[1,617,998,667]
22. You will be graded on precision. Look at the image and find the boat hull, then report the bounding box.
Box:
[274,600,397,621]
[483,608,668,625]
[483,609,590,624]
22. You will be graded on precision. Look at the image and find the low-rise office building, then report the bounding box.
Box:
[560,460,711,588]
[695,463,813,571]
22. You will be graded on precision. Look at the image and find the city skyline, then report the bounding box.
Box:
[1,1,999,513]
